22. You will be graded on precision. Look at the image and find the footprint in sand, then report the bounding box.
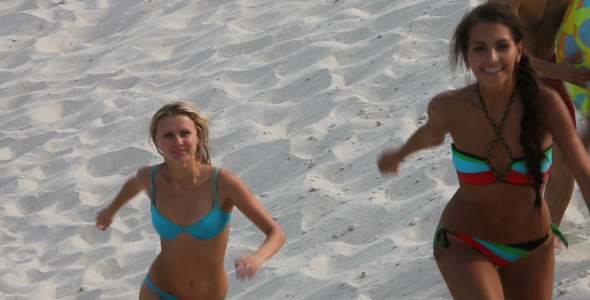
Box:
[100,257,121,280]
[79,225,110,246]
[306,255,329,277]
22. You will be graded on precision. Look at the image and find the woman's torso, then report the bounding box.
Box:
[436,85,553,243]
[140,164,233,299]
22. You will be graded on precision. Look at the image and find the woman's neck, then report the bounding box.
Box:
[476,81,515,109]
[166,160,201,185]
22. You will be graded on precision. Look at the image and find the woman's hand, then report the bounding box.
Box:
[95,207,115,231]
[235,254,263,281]
[378,148,403,175]
[221,168,286,280]
[556,52,590,87]
[94,171,147,231]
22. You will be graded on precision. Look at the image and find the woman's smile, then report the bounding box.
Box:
[482,66,504,75]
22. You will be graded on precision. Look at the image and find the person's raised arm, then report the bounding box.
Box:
[377,94,449,175]
[95,167,149,231]
[220,169,286,281]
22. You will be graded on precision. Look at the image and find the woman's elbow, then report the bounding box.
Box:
[272,224,286,247]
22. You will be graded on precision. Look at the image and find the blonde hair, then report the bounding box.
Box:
[150,101,212,165]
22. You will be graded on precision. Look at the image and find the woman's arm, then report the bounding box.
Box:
[544,89,590,212]
[220,169,286,280]
[378,95,449,175]
[529,54,590,87]
[95,167,149,231]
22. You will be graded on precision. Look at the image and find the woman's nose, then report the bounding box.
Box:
[173,135,182,144]
[488,49,498,61]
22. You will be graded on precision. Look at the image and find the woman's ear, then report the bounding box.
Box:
[516,40,523,64]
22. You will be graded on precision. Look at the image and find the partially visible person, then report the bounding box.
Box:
[488,0,590,226]
[378,3,590,299]
[96,101,286,300]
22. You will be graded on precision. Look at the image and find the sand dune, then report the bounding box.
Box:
[1,0,589,299]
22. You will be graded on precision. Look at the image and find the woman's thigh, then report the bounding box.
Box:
[499,233,555,300]
[435,234,504,300]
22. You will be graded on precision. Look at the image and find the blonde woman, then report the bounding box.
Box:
[96,101,285,299]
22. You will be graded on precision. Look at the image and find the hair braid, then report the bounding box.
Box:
[516,55,545,211]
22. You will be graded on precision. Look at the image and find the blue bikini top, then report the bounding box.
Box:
[150,165,232,240]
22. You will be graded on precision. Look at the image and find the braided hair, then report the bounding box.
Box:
[450,3,546,211]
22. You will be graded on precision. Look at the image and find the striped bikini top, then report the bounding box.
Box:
[451,144,553,185]
[150,165,232,240]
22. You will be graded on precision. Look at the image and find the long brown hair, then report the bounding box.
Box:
[150,101,212,165]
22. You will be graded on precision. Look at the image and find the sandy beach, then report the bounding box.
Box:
[1,0,590,299]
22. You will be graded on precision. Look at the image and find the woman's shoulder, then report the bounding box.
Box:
[431,86,471,105]
[211,166,250,195]
[536,84,566,110]
[428,85,473,117]
[124,164,160,191]
[137,164,158,176]
[537,83,561,99]
[135,164,163,184]
[211,166,237,184]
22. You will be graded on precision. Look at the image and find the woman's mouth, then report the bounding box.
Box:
[482,67,504,74]
[172,149,187,156]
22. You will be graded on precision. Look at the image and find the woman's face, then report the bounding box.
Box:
[155,114,199,163]
[465,21,522,88]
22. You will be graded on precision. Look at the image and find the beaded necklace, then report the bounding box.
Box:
[475,83,517,182]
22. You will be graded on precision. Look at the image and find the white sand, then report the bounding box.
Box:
[1,0,590,299]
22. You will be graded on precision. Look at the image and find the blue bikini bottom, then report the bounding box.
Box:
[146,275,181,300]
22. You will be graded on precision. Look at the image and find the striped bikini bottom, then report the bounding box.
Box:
[434,223,568,268]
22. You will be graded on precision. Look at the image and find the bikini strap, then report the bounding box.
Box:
[551,223,569,248]
[214,167,222,205]
[476,83,517,183]
[150,165,158,205]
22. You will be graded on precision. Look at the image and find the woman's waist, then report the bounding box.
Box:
[157,235,228,263]
[153,248,226,273]
[149,255,228,298]
[439,188,551,243]
[454,183,543,207]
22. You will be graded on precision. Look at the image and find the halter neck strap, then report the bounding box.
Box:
[476,83,518,182]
